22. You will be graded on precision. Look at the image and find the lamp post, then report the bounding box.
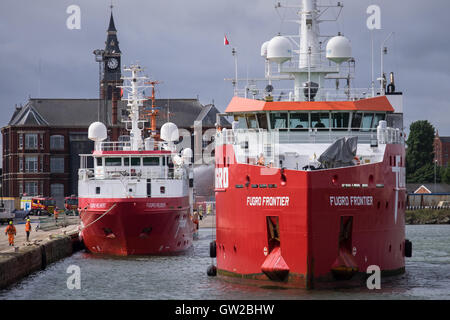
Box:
[93,49,105,122]
[434,159,438,193]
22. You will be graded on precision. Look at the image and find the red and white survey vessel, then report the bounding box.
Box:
[78,65,194,256]
[214,0,410,288]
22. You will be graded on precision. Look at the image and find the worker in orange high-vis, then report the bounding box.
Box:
[54,209,59,223]
[5,221,17,246]
[25,219,32,242]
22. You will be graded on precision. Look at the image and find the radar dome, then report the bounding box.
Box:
[267,36,292,64]
[160,122,179,142]
[326,36,352,64]
[260,41,270,58]
[182,148,193,159]
[88,122,107,142]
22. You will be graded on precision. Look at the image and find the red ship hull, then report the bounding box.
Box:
[79,197,194,256]
[215,143,406,288]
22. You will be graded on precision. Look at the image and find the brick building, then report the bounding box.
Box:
[1,11,225,206]
[434,131,450,167]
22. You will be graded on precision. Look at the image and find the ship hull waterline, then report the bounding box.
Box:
[79,197,195,256]
[215,143,406,289]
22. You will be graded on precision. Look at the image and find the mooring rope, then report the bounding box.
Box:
[81,203,117,230]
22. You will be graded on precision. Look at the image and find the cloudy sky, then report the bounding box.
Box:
[0,0,449,135]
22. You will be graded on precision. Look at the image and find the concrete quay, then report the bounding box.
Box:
[0,220,83,290]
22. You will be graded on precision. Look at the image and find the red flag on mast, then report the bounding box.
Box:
[224,34,229,46]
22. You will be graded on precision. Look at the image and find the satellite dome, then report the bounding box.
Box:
[260,41,270,58]
[182,148,193,159]
[267,36,292,64]
[326,35,352,64]
[88,122,107,142]
[160,122,179,142]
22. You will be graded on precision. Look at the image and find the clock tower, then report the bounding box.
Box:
[100,11,123,100]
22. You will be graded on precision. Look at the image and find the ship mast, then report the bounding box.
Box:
[120,65,150,150]
[264,0,348,102]
[144,80,161,138]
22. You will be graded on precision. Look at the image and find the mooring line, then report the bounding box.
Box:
[81,203,117,230]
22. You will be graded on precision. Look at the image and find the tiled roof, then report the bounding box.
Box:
[7,98,224,129]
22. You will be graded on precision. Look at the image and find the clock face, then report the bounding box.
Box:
[107,58,119,70]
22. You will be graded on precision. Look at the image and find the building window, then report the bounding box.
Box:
[50,135,65,150]
[25,156,38,173]
[40,134,44,149]
[50,157,64,173]
[40,155,44,172]
[19,157,24,172]
[25,182,38,196]
[25,134,38,149]
[18,181,23,195]
[18,134,23,150]
[50,183,64,198]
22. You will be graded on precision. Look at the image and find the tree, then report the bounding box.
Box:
[406,120,435,176]
[442,166,450,184]
[406,162,441,183]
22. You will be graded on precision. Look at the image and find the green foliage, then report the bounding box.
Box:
[405,209,450,225]
[406,120,435,177]
[442,166,450,184]
[406,162,440,183]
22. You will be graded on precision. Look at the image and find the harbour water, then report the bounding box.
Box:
[1,225,449,300]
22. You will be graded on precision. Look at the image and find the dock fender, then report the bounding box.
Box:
[209,240,216,258]
[40,245,47,270]
[207,264,217,276]
[405,239,412,257]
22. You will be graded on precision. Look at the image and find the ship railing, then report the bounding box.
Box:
[78,166,187,181]
[216,127,404,146]
[235,87,376,102]
[93,141,168,152]
[95,141,132,151]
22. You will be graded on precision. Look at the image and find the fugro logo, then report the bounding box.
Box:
[215,167,229,189]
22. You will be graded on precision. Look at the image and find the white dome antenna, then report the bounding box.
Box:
[160,122,179,142]
[261,41,270,58]
[267,36,292,65]
[182,148,193,164]
[88,122,107,142]
[326,35,352,65]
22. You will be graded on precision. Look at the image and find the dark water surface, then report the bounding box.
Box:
[1,225,449,300]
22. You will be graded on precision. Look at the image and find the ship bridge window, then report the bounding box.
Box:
[351,112,363,131]
[105,157,122,166]
[96,157,103,166]
[372,113,386,129]
[143,157,160,166]
[290,113,309,130]
[362,113,374,132]
[257,114,268,130]
[311,113,330,131]
[332,113,350,131]
[124,157,141,166]
[233,115,248,129]
[245,114,258,129]
[270,113,288,130]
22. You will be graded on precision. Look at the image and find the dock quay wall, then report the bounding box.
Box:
[0,231,83,290]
